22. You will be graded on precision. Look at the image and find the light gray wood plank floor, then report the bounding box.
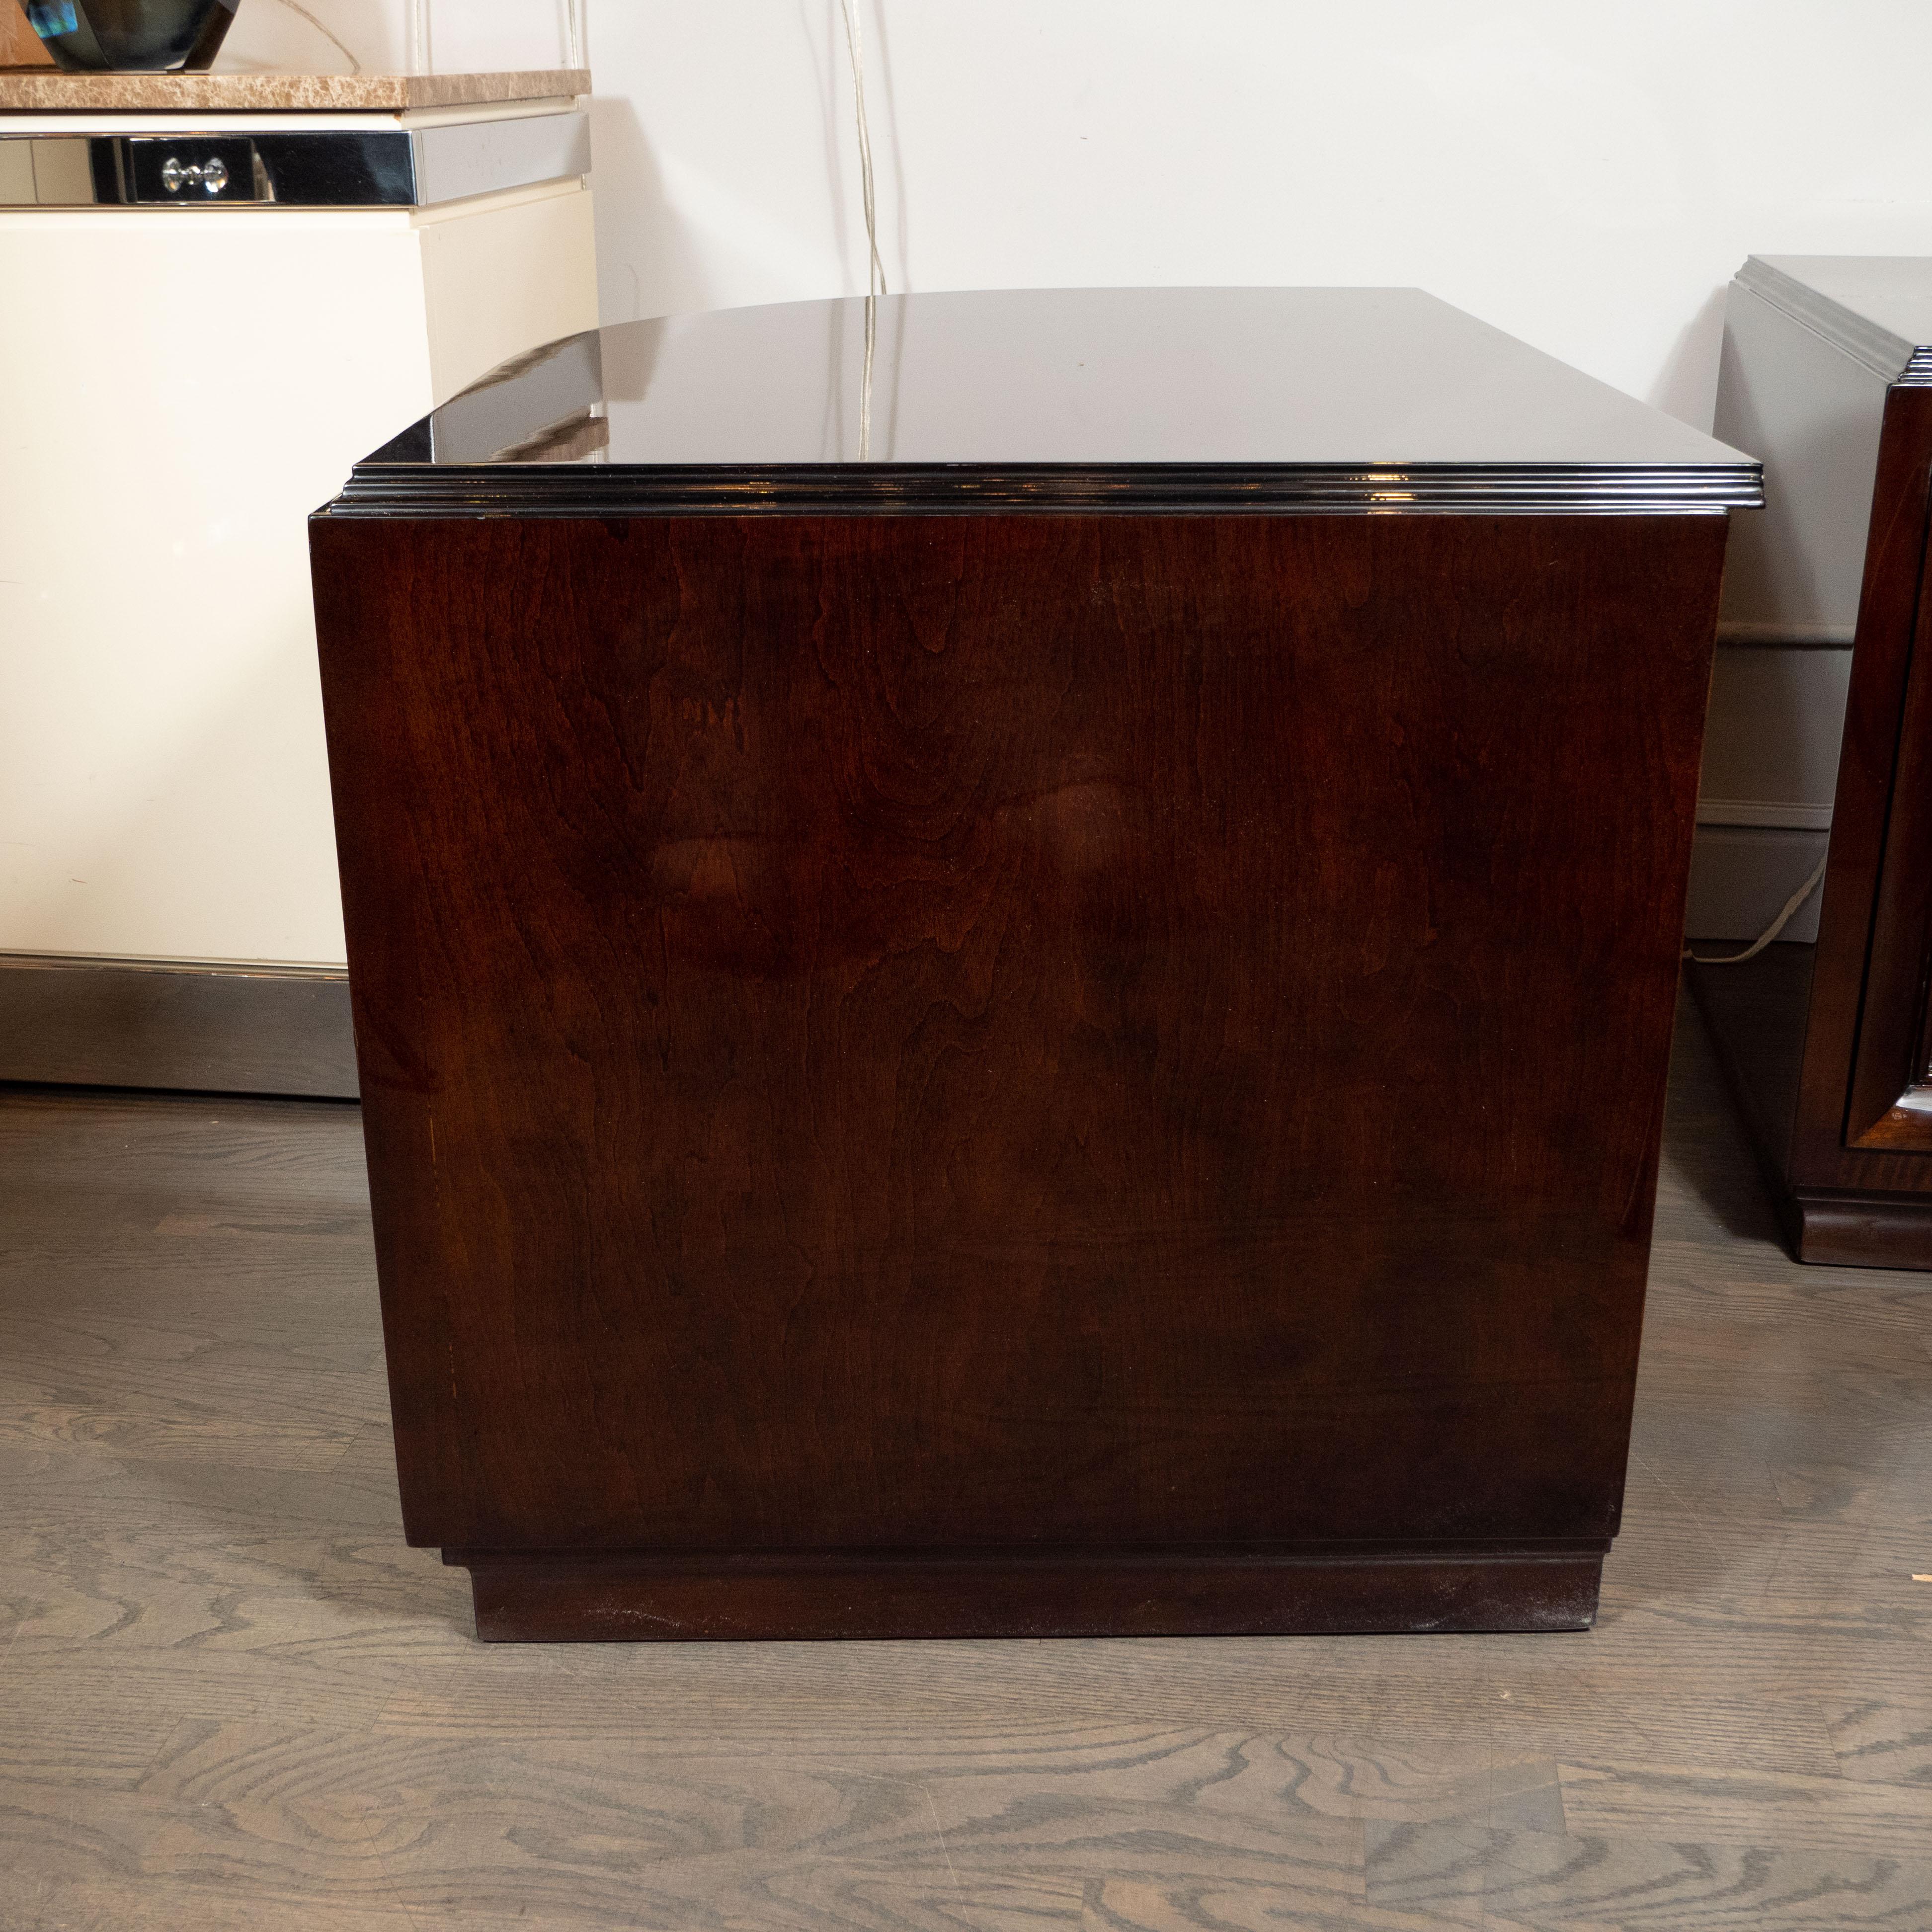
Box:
[2,985,1929,1931]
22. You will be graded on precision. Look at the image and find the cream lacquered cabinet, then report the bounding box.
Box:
[0,70,596,1092]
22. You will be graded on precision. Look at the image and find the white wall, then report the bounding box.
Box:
[217,0,1932,433]
[584,0,1932,434]
[218,0,576,75]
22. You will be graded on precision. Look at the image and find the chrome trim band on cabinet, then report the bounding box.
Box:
[326,460,1765,519]
[407,111,588,207]
[0,109,588,207]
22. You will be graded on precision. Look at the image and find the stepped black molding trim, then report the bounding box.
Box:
[325,458,1764,520]
[0,954,357,1100]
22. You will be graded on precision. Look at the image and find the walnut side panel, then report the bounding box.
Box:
[310,510,1725,1577]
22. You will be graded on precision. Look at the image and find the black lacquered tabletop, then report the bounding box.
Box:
[340,287,1761,516]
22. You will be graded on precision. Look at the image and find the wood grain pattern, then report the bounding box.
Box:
[1827,1698,1932,1786]
[310,506,1727,1631]
[3,1018,1932,1925]
[1556,1759,1932,1857]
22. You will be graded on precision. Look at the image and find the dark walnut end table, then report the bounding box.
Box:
[1690,257,1932,1269]
[310,288,1759,1640]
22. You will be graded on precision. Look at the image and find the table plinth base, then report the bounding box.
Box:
[446,1543,1610,1642]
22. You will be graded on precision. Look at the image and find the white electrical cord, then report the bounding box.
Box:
[837,0,886,457]
[1684,848,1830,966]
[837,0,886,302]
[269,0,362,73]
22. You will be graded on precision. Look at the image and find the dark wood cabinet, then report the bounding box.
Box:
[310,288,1757,1638]
[1691,259,1932,1266]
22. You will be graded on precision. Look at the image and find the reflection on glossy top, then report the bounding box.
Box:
[426,287,1750,469]
[336,289,1764,516]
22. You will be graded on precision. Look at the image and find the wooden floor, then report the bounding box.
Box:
[2,986,1929,1931]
